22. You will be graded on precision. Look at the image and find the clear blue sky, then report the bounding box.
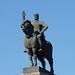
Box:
[0,0,75,75]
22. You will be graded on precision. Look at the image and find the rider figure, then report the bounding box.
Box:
[31,13,48,51]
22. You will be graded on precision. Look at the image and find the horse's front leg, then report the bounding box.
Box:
[32,48,37,66]
[27,48,33,67]
[29,54,33,67]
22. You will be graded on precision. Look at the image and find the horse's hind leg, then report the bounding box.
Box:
[38,56,45,69]
[49,58,54,74]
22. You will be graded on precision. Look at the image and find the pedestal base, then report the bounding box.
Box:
[21,66,53,75]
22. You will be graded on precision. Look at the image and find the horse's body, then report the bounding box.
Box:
[21,20,54,74]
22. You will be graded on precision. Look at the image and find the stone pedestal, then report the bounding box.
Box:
[21,66,52,75]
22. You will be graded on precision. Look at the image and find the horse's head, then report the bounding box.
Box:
[21,20,34,36]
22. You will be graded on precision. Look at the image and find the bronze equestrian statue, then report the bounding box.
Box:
[21,11,54,75]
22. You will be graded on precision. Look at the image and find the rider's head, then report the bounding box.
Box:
[34,13,39,20]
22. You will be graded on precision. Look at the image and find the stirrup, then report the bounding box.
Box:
[38,48,42,52]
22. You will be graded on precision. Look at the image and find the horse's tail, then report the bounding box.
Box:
[44,41,53,58]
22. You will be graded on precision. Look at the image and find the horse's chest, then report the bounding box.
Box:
[24,36,37,48]
[24,37,32,48]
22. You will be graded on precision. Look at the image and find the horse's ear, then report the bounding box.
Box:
[24,20,31,24]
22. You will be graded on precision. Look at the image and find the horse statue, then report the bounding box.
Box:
[21,19,54,74]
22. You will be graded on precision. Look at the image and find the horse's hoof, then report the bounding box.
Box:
[31,63,33,67]
[24,50,27,53]
[50,70,54,75]
[33,63,37,67]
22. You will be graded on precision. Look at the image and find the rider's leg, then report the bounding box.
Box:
[32,48,37,66]
[37,34,42,51]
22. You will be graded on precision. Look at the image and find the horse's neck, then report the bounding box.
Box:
[26,34,33,38]
[25,28,34,38]
[26,35,29,38]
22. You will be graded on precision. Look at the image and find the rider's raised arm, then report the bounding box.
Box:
[40,21,48,34]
